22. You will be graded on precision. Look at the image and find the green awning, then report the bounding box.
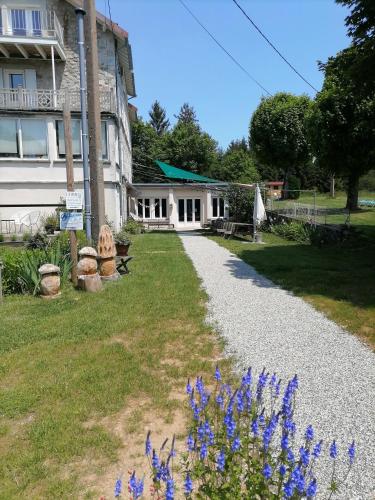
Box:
[155,160,220,183]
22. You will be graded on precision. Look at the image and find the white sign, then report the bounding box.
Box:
[66,191,83,210]
[60,211,83,231]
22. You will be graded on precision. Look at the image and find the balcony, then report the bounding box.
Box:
[0,88,116,114]
[0,8,65,60]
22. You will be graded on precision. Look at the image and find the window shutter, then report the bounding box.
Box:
[0,69,3,89]
[24,69,37,90]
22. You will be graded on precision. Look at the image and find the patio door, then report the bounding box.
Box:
[178,198,201,226]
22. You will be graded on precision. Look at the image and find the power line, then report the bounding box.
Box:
[177,0,271,96]
[231,0,318,93]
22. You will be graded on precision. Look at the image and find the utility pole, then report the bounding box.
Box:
[63,98,78,287]
[84,0,105,242]
[75,7,92,242]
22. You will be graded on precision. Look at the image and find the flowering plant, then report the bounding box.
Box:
[114,367,355,499]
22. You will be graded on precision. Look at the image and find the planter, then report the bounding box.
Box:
[116,242,130,256]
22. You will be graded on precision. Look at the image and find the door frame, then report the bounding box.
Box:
[177,197,202,226]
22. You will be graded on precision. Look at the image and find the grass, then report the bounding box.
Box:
[207,231,375,349]
[0,232,227,498]
[269,191,375,235]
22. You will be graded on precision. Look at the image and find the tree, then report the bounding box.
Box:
[307,46,375,209]
[148,100,170,136]
[174,103,198,125]
[225,185,253,223]
[249,93,312,197]
[164,121,218,175]
[131,118,168,182]
[211,142,260,184]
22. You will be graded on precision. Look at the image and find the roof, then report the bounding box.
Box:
[266,181,283,186]
[155,161,220,183]
[65,0,136,97]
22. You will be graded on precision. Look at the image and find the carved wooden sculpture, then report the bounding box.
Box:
[97,225,119,280]
[77,246,103,292]
[39,263,61,299]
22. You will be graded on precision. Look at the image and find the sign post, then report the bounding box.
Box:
[63,98,78,286]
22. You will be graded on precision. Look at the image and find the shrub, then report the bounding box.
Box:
[42,212,59,233]
[119,367,356,499]
[0,234,4,243]
[10,234,17,242]
[226,185,254,223]
[53,230,88,255]
[122,218,145,234]
[22,231,31,242]
[26,232,49,250]
[2,243,72,295]
[270,221,311,243]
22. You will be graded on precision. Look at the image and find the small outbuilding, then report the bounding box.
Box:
[130,161,229,229]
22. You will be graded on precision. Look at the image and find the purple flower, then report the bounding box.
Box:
[281,433,289,451]
[330,440,338,459]
[291,466,305,493]
[184,473,193,496]
[279,464,287,476]
[166,478,174,500]
[312,440,322,459]
[186,379,192,395]
[348,441,355,464]
[236,390,244,413]
[224,409,236,439]
[214,366,221,382]
[216,448,225,471]
[256,369,269,402]
[242,368,252,386]
[263,463,272,480]
[129,472,144,499]
[145,431,151,456]
[200,442,208,460]
[216,392,224,409]
[152,449,160,469]
[197,422,205,442]
[251,417,259,437]
[306,478,317,497]
[283,479,295,498]
[231,435,241,452]
[187,433,195,452]
[114,477,122,497]
[299,446,310,467]
[287,448,295,465]
[305,425,314,442]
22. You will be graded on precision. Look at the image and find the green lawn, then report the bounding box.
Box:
[207,232,375,348]
[269,191,375,235]
[0,233,226,498]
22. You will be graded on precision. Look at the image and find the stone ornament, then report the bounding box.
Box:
[39,263,61,299]
[97,225,120,281]
[77,246,103,293]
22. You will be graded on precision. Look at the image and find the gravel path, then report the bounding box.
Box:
[179,231,375,500]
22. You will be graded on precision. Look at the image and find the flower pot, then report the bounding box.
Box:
[44,224,55,235]
[116,242,130,256]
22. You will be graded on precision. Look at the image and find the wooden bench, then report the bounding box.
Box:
[116,256,133,275]
[142,220,174,229]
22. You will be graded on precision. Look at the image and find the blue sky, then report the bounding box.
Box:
[97,0,350,148]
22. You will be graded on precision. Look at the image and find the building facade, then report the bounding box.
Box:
[0,0,136,231]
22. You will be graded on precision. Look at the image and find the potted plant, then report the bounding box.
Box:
[114,230,131,256]
[42,213,59,234]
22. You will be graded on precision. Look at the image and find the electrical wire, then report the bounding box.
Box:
[231,0,318,92]
[177,0,271,96]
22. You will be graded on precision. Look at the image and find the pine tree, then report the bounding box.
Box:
[174,103,198,125]
[148,100,170,136]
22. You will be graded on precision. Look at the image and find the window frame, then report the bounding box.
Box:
[56,119,109,161]
[212,197,225,218]
[0,117,48,159]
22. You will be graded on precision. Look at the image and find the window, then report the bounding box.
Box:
[178,199,184,222]
[144,198,150,218]
[154,198,167,219]
[0,119,47,159]
[21,119,47,158]
[32,10,42,36]
[137,199,143,219]
[161,198,167,218]
[9,73,24,89]
[0,119,18,157]
[56,120,108,160]
[212,197,225,218]
[195,199,201,221]
[11,9,26,36]
[155,198,160,218]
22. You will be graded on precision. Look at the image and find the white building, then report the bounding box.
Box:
[130,161,228,229]
[0,0,136,233]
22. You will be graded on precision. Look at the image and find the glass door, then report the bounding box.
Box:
[178,199,202,225]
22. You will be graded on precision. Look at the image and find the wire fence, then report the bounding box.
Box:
[265,190,375,226]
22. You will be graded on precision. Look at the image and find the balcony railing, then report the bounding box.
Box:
[0,9,64,47]
[0,88,116,113]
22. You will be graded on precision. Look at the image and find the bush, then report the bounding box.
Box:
[270,221,310,243]
[42,212,59,233]
[22,231,31,242]
[53,230,88,255]
[0,234,4,243]
[226,185,254,223]
[119,367,355,499]
[26,232,49,250]
[122,218,145,234]
[2,243,72,295]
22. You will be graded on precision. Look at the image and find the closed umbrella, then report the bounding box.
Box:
[253,184,266,242]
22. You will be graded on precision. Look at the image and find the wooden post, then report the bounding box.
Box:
[63,98,78,286]
[84,0,105,242]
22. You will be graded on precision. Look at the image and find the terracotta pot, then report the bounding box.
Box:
[115,243,130,256]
